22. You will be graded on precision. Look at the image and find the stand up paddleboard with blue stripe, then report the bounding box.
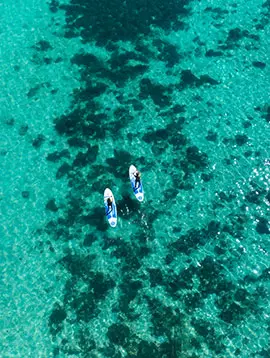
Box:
[104,188,117,227]
[129,165,144,202]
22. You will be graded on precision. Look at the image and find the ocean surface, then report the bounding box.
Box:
[0,0,269,357]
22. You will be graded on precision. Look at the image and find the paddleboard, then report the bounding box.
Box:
[104,188,117,227]
[129,165,144,202]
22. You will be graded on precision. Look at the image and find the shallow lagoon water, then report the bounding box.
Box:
[0,0,269,357]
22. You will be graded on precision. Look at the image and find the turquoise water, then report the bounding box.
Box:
[0,0,269,356]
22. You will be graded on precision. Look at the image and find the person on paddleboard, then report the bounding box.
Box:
[134,170,141,189]
[107,197,113,214]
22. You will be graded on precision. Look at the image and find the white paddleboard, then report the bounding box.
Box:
[129,165,144,202]
[104,188,117,227]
